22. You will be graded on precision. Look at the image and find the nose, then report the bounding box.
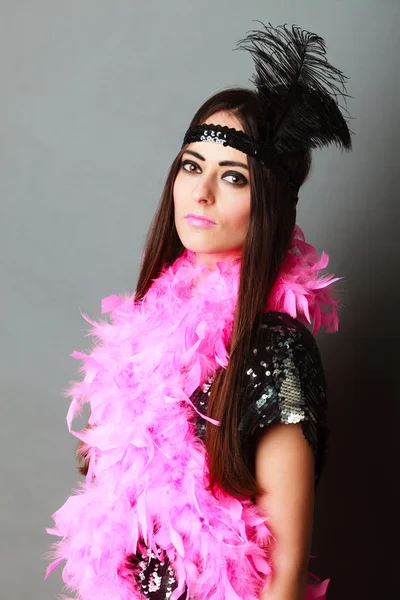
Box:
[191,172,216,204]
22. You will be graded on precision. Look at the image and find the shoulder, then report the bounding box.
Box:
[243,311,327,413]
[252,310,323,367]
[239,311,328,482]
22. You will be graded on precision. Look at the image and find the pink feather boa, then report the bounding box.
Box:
[46,226,338,599]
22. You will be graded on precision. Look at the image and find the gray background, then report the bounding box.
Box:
[0,1,398,599]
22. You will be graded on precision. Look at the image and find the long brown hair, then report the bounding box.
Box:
[78,88,312,498]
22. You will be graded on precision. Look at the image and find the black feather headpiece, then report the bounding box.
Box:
[182,21,353,202]
[235,21,353,153]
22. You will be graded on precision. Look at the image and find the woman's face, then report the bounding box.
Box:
[173,111,251,268]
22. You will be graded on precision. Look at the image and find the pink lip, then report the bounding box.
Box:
[185,213,216,227]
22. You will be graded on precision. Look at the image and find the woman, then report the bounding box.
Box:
[46,23,352,600]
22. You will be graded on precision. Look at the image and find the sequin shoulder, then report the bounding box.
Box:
[191,310,329,485]
[238,311,329,485]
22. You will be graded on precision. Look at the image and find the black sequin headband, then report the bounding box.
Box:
[181,123,300,202]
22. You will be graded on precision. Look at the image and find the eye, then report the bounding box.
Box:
[181,159,201,174]
[223,171,248,187]
[180,160,248,187]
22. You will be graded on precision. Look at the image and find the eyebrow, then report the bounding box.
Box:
[182,149,249,171]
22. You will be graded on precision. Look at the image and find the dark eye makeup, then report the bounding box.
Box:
[180,159,248,187]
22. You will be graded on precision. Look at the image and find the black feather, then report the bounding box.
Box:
[234,21,353,154]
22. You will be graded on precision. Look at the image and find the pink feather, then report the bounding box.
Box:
[46,225,335,599]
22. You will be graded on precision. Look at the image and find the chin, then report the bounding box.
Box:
[176,232,213,253]
[176,227,242,256]
[181,242,219,254]
[179,240,239,257]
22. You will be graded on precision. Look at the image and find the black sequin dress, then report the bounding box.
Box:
[129,311,329,599]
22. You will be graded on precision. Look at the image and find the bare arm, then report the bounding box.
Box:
[255,422,315,600]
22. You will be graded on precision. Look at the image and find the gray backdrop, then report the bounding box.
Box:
[1,1,398,599]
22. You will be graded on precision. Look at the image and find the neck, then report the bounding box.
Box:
[193,249,242,270]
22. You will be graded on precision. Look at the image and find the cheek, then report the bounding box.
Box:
[173,174,188,211]
[172,180,178,210]
[225,196,251,232]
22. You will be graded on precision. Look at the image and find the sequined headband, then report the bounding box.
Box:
[181,123,300,202]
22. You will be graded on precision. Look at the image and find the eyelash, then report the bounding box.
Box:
[180,160,248,187]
